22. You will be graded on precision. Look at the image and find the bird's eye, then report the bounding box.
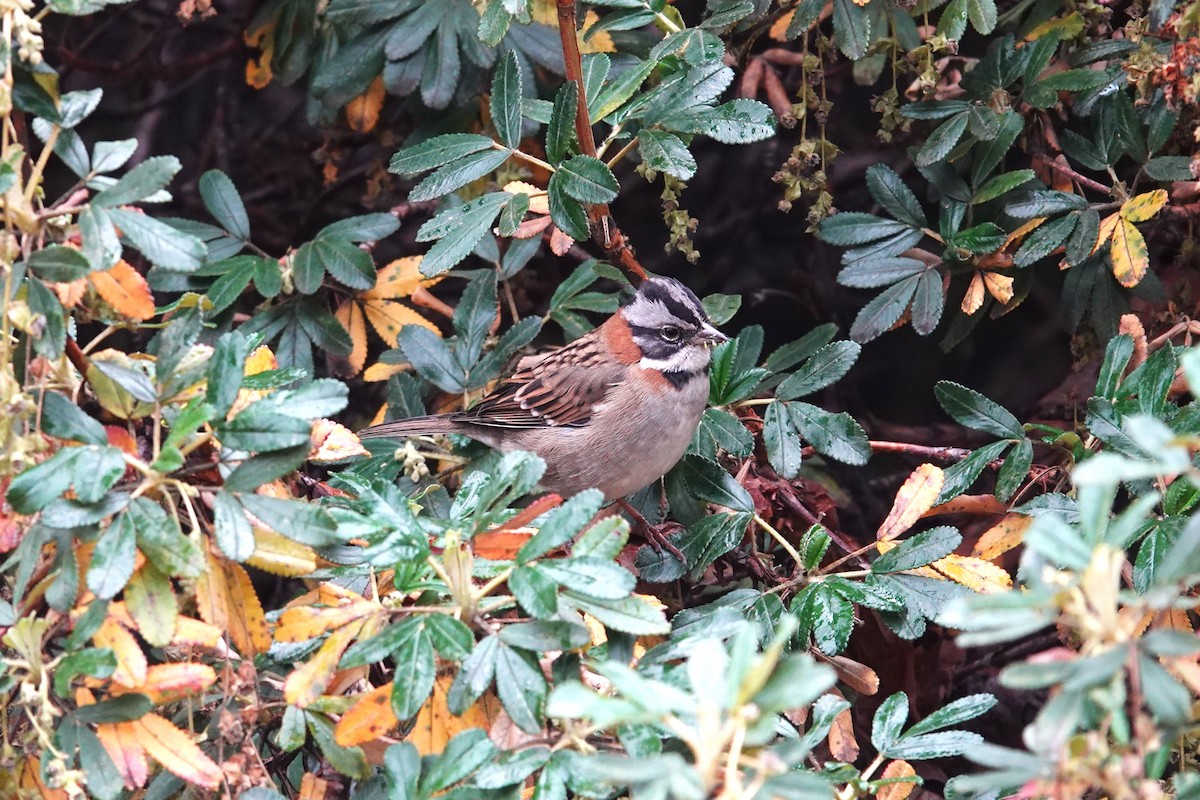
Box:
[660,325,682,343]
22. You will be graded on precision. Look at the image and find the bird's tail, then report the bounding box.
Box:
[357,415,459,440]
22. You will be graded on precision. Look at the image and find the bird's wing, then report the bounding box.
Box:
[459,335,624,429]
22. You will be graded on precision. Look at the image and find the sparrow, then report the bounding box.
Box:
[358,276,728,503]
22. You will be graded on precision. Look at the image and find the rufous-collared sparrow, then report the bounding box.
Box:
[358,277,728,503]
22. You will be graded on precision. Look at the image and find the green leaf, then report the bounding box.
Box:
[1005,190,1087,218]
[788,401,871,465]
[561,592,670,635]
[664,98,776,144]
[129,498,203,578]
[1066,208,1100,267]
[776,341,861,399]
[390,620,436,719]
[518,489,606,563]
[92,155,181,208]
[994,438,1033,502]
[911,268,944,335]
[832,0,870,58]
[87,511,137,599]
[319,213,401,243]
[107,209,204,273]
[592,58,656,120]
[672,454,754,512]
[786,0,825,37]
[866,164,926,228]
[966,0,997,32]
[72,694,152,725]
[556,155,619,204]
[795,583,853,654]
[495,643,546,733]
[420,729,495,794]
[199,170,250,240]
[548,172,590,240]
[27,245,92,282]
[389,133,496,175]
[499,620,590,652]
[872,526,962,573]
[475,748,551,789]
[217,407,312,451]
[546,82,579,164]
[934,381,1023,437]
[396,325,464,393]
[294,236,376,291]
[764,401,803,479]
[38,390,106,446]
[915,112,969,168]
[539,557,635,600]
[212,489,255,560]
[936,0,967,39]
[819,212,915,246]
[1145,156,1195,181]
[1013,213,1077,267]
[837,256,926,289]
[973,169,1035,204]
[971,111,1023,185]
[638,129,697,181]
[887,731,983,760]
[907,694,996,736]
[237,493,339,547]
[409,148,512,203]
[510,565,560,618]
[490,50,523,149]
[416,192,511,276]
[691,407,753,459]
[871,693,910,752]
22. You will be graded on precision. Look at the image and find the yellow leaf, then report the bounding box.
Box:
[300,773,331,800]
[877,760,917,800]
[972,513,1032,560]
[336,681,400,746]
[247,526,318,577]
[275,597,381,643]
[1110,218,1149,288]
[408,673,502,756]
[345,75,386,133]
[133,712,224,789]
[363,362,409,382]
[982,271,1014,304]
[501,181,551,216]
[877,464,945,541]
[1120,189,1168,223]
[1092,212,1121,254]
[931,553,1013,593]
[363,299,441,346]
[93,614,148,688]
[310,418,369,462]
[530,2,613,52]
[1023,11,1084,41]
[960,273,985,315]
[284,621,365,707]
[115,663,218,706]
[244,345,277,376]
[195,547,271,657]
[335,300,368,377]
[364,256,442,300]
[89,260,156,321]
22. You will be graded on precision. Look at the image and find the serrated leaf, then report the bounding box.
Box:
[638,129,697,180]
[490,50,523,149]
[199,170,250,240]
[555,155,619,204]
[873,526,962,572]
[866,164,926,228]
[389,133,496,175]
[409,148,512,203]
[776,341,861,399]
[915,113,968,168]
[934,381,1023,437]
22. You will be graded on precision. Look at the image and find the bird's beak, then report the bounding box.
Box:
[699,323,729,346]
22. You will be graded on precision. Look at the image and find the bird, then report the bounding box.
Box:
[358,276,728,509]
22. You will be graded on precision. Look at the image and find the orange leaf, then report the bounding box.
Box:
[300,772,331,800]
[1003,217,1045,250]
[364,255,442,300]
[363,362,409,382]
[409,673,503,756]
[89,260,155,321]
[17,756,70,799]
[132,712,223,789]
[345,75,385,133]
[1110,218,1149,288]
[473,530,535,561]
[925,494,1008,516]
[877,759,918,800]
[960,273,985,315]
[284,622,365,707]
[195,547,270,657]
[1120,189,1168,223]
[115,663,218,705]
[982,271,1014,304]
[501,182,550,217]
[877,464,944,541]
[309,418,369,463]
[244,21,275,89]
[93,614,148,687]
[335,300,368,377]
[549,226,575,256]
[827,691,859,762]
[972,513,1032,560]
[1092,212,1120,254]
[170,614,224,649]
[363,299,441,346]
[335,681,400,746]
[770,8,796,39]
[95,721,147,789]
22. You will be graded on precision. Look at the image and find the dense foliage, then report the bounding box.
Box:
[1,0,1198,798]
